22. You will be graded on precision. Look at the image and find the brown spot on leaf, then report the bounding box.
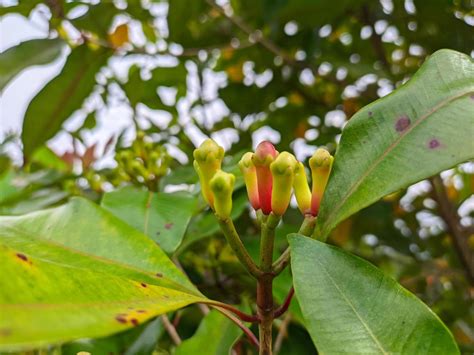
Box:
[164,222,174,230]
[131,318,139,326]
[428,139,441,149]
[16,253,29,262]
[0,328,12,337]
[156,231,161,236]
[140,283,147,288]
[395,115,410,132]
[137,309,147,313]
[368,111,373,117]
[115,315,127,324]
[156,273,163,278]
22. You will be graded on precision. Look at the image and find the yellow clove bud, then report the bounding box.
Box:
[193,139,225,208]
[270,152,297,216]
[293,162,312,215]
[239,152,260,210]
[210,170,235,219]
[309,148,334,216]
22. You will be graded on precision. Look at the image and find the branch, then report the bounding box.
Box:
[212,303,259,323]
[217,217,263,278]
[430,175,474,284]
[273,287,295,318]
[212,306,260,348]
[360,5,391,73]
[272,216,316,275]
[161,314,182,345]
[273,312,292,354]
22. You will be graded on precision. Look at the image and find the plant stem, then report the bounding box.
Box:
[217,217,263,278]
[430,175,474,284]
[272,216,316,275]
[257,213,280,355]
[273,287,295,318]
[161,314,182,345]
[212,306,260,348]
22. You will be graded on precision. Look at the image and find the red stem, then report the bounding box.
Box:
[273,287,294,318]
[214,303,260,322]
[212,306,260,348]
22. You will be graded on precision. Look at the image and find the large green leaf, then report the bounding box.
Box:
[175,310,242,355]
[0,198,211,350]
[317,49,474,238]
[21,45,110,160]
[289,235,459,354]
[0,38,64,91]
[101,186,197,254]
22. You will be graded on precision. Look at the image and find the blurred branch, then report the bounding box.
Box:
[430,175,474,284]
[360,5,391,74]
[274,312,292,354]
[161,314,182,345]
[205,0,318,74]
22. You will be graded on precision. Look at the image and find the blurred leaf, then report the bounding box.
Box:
[0,38,64,91]
[21,45,111,160]
[318,49,474,238]
[101,186,197,254]
[62,317,163,355]
[175,310,242,355]
[31,146,70,172]
[0,198,209,351]
[289,235,459,354]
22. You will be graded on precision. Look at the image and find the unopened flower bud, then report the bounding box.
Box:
[293,162,312,215]
[252,141,278,215]
[193,139,225,208]
[210,170,235,219]
[309,148,334,216]
[239,152,260,210]
[270,152,297,216]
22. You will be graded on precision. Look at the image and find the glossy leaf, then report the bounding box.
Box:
[0,198,209,350]
[0,38,64,91]
[317,49,474,238]
[101,186,197,254]
[289,235,459,354]
[21,45,110,159]
[175,310,242,355]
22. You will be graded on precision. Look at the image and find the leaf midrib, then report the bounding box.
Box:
[321,88,474,236]
[313,257,389,355]
[0,224,199,296]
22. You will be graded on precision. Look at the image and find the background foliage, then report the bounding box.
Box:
[0,0,473,353]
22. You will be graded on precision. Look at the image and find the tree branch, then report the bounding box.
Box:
[430,175,474,284]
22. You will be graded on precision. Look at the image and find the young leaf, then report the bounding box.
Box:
[21,45,110,160]
[0,198,210,350]
[0,38,64,91]
[101,186,197,254]
[317,49,474,238]
[289,235,459,354]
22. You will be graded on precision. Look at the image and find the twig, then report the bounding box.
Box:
[212,306,260,348]
[273,287,295,318]
[430,175,474,284]
[360,5,391,74]
[273,313,292,354]
[213,303,259,323]
[161,314,182,345]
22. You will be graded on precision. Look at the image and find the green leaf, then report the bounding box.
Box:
[0,198,208,350]
[317,49,474,238]
[21,45,110,160]
[289,235,459,354]
[0,38,64,91]
[175,310,242,355]
[62,317,163,355]
[101,186,197,254]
